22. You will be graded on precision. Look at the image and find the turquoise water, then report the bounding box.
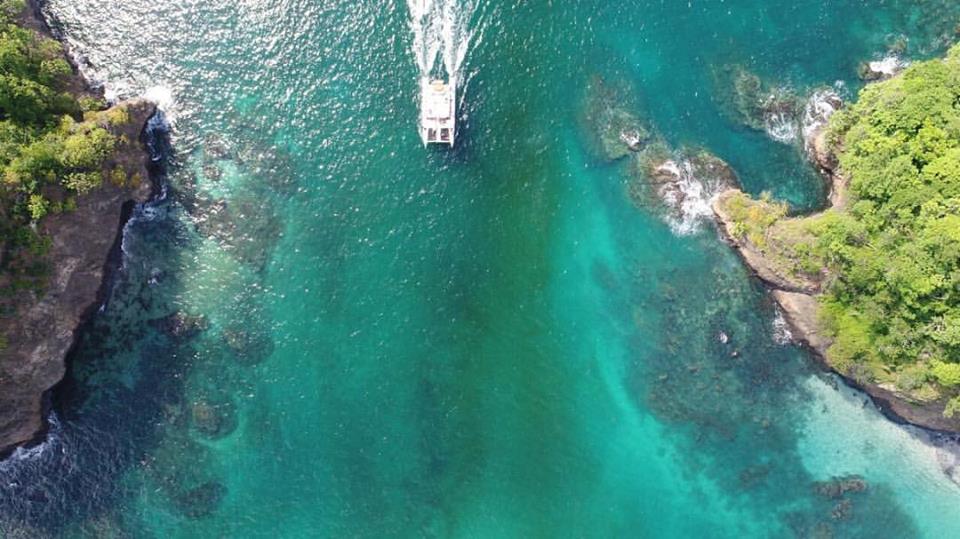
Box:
[3,0,960,537]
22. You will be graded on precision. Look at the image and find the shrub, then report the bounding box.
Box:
[27,193,47,220]
[945,396,960,418]
[932,362,960,388]
[61,126,114,169]
[63,171,102,193]
[105,106,130,126]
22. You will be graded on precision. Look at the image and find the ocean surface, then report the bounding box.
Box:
[3,0,960,537]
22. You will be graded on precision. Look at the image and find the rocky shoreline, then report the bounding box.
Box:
[0,1,158,456]
[711,123,960,434]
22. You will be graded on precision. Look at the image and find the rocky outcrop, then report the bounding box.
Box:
[858,56,906,81]
[0,100,155,456]
[646,153,738,230]
[578,75,652,161]
[771,290,831,355]
[713,65,804,143]
[712,190,821,295]
[0,5,158,456]
[799,90,850,210]
[713,183,960,433]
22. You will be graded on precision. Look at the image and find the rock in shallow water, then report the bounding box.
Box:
[859,55,905,81]
[174,481,227,519]
[190,397,237,439]
[813,475,868,499]
[578,75,651,161]
[636,150,740,234]
[714,64,803,142]
[154,311,209,341]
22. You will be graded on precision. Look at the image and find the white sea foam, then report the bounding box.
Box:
[801,88,841,148]
[654,159,730,236]
[144,85,177,126]
[408,0,489,108]
[763,109,799,144]
[868,55,905,79]
[0,412,63,473]
[771,308,794,345]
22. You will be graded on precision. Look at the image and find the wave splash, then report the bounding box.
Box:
[652,157,735,236]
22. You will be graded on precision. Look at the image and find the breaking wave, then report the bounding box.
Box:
[652,159,733,236]
[772,308,794,345]
[763,109,800,144]
[801,87,843,150]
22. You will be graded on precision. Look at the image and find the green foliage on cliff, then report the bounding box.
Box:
[722,190,788,248]
[818,44,960,393]
[723,44,960,415]
[0,0,122,299]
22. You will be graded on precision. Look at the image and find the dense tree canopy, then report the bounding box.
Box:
[0,0,122,327]
[822,45,960,393]
[719,44,960,415]
[725,45,960,415]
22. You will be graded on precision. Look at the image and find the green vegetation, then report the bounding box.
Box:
[0,0,127,307]
[720,190,787,249]
[724,44,960,414]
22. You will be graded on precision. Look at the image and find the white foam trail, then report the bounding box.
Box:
[408,0,487,95]
[654,160,730,236]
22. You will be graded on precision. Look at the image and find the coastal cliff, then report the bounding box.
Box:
[0,2,157,455]
[714,192,960,432]
[711,50,960,432]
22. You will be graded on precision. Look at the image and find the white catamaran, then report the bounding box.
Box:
[419,77,456,147]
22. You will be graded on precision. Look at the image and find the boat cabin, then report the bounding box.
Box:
[420,78,456,147]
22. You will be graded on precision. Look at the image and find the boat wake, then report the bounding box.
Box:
[407,0,490,108]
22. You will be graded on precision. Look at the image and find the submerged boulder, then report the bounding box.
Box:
[192,191,283,272]
[222,324,275,366]
[154,311,209,341]
[174,481,227,519]
[190,397,238,439]
[831,498,854,521]
[813,475,868,499]
[579,75,652,161]
[714,65,803,143]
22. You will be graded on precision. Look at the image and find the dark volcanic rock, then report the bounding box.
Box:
[154,311,209,341]
[0,100,156,456]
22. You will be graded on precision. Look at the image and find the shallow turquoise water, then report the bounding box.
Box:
[3,1,960,537]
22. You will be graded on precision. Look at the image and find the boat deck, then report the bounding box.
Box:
[420,79,455,146]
